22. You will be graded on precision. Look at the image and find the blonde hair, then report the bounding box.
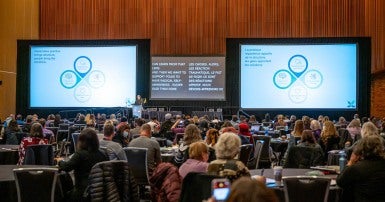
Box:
[310,120,321,130]
[189,141,208,160]
[321,120,338,143]
[291,120,304,137]
[361,122,379,138]
[215,132,241,159]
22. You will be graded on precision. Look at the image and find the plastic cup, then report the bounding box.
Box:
[273,166,283,186]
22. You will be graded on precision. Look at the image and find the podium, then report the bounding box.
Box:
[132,104,143,118]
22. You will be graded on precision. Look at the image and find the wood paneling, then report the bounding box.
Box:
[29,0,385,117]
[0,0,39,120]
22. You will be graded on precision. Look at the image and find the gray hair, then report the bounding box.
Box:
[214,132,241,159]
[361,122,379,138]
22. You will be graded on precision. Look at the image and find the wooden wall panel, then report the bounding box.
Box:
[0,0,39,120]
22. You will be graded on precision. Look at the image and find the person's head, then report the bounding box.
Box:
[221,121,233,128]
[79,114,85,121]
[120,117,128,123]
[226,177,278,202]
[26,115,33,123]
[215,132,241,159]
[140,123,152,137]
[103,122,115,138]
[277,114,284,122]
[8,119,19,131]
[292,120,304,136]
[361,121,379,138]
[30,122,44,138]
[231,115,238,122]
[137,95,141,100]
[301,130,316,144]
[348,119,361,128]
[188,141,209,162]
[86,119,96,128]
[165,113,172,121]
[310,120,321,130]
[183,124,202,145]
[290,115,297,122]
[238,123,250,135]
[338,116,346,124]
[135,118,145,127]
[77,128,100,152]
[206,128,219,146]
[117,122,130,136]
[221,127,238,134]
[38,118,47,128]
[353,135,385,160]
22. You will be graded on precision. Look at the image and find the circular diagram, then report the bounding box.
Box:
[288,85,307,103]
[60,70,79,89]
[74,56,92,77]
[273,70,294,89]
[303,70,323,89]
[87,70,105,88]
[288,55,308,78]
[74,85,92,102]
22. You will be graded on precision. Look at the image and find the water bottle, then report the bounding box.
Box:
[339,151,347,172]
[265,127,269,136]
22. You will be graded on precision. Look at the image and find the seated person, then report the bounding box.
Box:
[226,177,278,202]
[283,130,324,168]
[113,121,130,147]
[129,124,162,175]
[179,141,209,179]
[337,135,385,201]
[319,121,340,158]
[4,119,22,145]
[173,124,202,166]
[207,132,250,182]
[59,128,108,201]
[18,123,49,165]
[99,121,127,161]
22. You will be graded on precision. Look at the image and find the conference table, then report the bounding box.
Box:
[250,168,341,202]
[0,164,73,202]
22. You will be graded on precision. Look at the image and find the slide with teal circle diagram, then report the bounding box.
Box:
[273,55,323,104]
[60,56,105,103]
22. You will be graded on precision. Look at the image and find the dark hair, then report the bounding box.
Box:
[301,130,316,144]
[38,118,46,127]
[8,119,20,132]
[77,128,100,152]
[30,123,44,138]
[227,177,278,202]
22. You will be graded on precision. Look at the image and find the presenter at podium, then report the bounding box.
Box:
[134,95,146,105]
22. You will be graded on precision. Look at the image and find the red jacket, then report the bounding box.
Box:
[150,162,182,202]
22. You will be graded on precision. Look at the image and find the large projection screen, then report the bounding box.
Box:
[241,44,357,109]
[150,56,226,100]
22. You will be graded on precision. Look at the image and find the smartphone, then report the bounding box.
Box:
[212,178,231,202]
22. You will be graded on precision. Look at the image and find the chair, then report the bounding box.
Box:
[283,146,324,168]
[24,144,54,165]
[247,140,263,169]
[283,176,331,202]
[253,135,275,168]
[58,124,69,130]
[71,133,80,152]
[179,172,224,202]
[13,167,58,202]
[87,160,139,202]
[123,147,149,186]
[238,144,253,166]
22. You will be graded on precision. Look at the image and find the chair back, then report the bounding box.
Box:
[179,172,224,202]
[253,135,272,162]
[71,133,80,152]
[248,140,263,169]
[123,147,149,185]
[58,124,69,130]
[88,160,139,202]
[283,146,324,168]
[24,144,54,165]
[238,144,253,166]
[283,176,331,202]
[13,168,58,202]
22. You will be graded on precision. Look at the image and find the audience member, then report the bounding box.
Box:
[113,121,130,147]
[205,128,219,147]
[18,123,49,165]
[159,113,173,139]
[129,123,162,175]
[310,119,322,140]
[59,128,108,201]
[38,118,54,142]
[207,132,250,182]
[337,135,385,201]
[226,177,278,202]
[174,124,202,166]
[178,141,209,178]
[319,120,340,157]
[4,119,22,144]
[99,122,127,160]
[130,118,144,136]
[291,120,304,137]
